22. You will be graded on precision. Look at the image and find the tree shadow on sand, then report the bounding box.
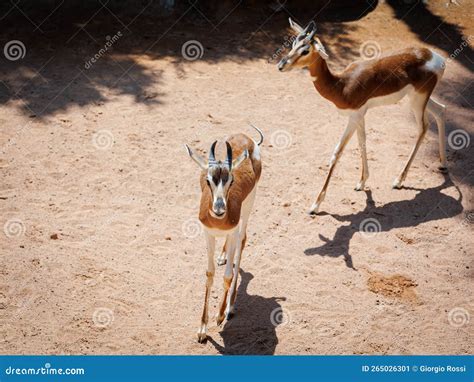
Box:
[304,173,464,270]
[0,0,369,118]
[207,269,285,355]
[385,0,473,72]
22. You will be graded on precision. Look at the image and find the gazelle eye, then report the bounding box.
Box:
[301,49,310,56]
[206,179,211,186]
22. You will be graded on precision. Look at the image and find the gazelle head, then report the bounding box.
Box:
[185,141,248,219]
[277,18,328,72]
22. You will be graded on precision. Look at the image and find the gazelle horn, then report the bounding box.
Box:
[225,141,233,169]
[304,21,316,40]
[209,141,218,166]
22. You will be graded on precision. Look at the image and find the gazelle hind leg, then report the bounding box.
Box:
[216,231,237,325]
[226,232,246,320]
[355,118,369,191]
[427,97,447,171]
[198,231,215,343]
[228,233,246,315]
[309,114,360,214]
[393,92,430,189]
[226,188,256,320]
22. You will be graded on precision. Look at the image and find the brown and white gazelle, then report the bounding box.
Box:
[278,19,447,215]
[185,125,263,343]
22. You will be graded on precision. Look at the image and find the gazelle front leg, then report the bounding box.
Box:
[226,230,246,320]
[216,238,229,266]
[216,230,237,325]
[198,231,215,343]
[309,115,358,215]
[355,117,369,191]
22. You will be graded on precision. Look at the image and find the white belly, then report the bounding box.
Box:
[336,85,414,116]
[364,84,414,109]
[204,226,237,237]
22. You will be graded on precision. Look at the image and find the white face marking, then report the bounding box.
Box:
[288,38,311,59]
[278,32,313,71]
[207,167,232,219]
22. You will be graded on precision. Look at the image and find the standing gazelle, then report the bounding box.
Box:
[278,19,447,215]
[185,125,263,343]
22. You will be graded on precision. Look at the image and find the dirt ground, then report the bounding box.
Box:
[0,1,473,355]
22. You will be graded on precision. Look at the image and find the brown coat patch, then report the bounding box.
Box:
[199,134,261,230]
[309,47,439,110]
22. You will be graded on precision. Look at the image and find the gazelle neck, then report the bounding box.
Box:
[308,51,342,104]
[308,50,336,84]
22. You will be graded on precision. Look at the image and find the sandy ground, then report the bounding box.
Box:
[0,1,473,354]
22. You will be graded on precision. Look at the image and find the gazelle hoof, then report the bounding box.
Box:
[355,182,365,191]
[198,324,207,344]
[438,166,448,174]
[216,314,225,326]
[392,178,403,189]
[308,203,320,216]
[225,306,235,321]
[197,331,207,343]
[197,325,207,343]
[216,256,226,266]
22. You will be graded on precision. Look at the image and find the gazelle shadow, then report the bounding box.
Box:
[304,174,463,270]
[208,269,285,355]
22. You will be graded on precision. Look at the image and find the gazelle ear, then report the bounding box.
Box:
[185,144,208,171]
[231,149,248,171]
[313,37,329,60]
[289,17,304,33]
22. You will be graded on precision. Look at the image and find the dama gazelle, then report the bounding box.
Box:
[278,19,447,215]
[185,125,263,343]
